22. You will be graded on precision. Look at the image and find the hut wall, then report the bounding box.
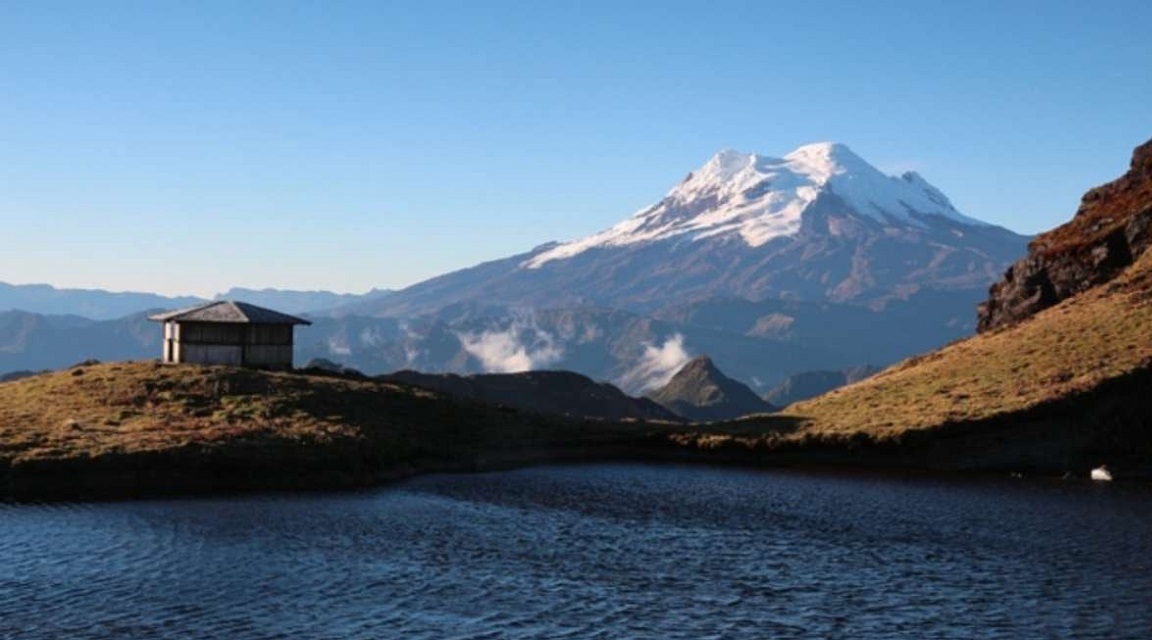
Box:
[163,321,296,368]
[179,322,246,345]
[241,323,295,368]
[246,324,293,345]
[243,345,295,368]
[179,344,245,366]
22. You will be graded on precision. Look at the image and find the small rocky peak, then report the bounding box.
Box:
[677,354,720,376]
[649,354,777,422]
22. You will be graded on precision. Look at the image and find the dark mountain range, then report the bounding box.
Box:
[0,304,868,395]
[651,290,985,368]
[297,307,852,394]
[381,369,680,422]
[303,289,983,394]
[0,297,971,397]
[648,355,776,421]
[0,310,158,372]
[0,283,390,320]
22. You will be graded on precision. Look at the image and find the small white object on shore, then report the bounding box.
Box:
[1090,465,1114,482]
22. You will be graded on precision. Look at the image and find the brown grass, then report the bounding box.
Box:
[777,248,1152,439]
[0,361,653,467]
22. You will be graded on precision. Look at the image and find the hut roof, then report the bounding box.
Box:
[147,301,312,325]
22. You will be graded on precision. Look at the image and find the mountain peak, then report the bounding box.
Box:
[678,354,721,375]
[691,148,758,185]
[524,141,991,269]
[782,141,875,184]
[786,140,858,162]
[706,148,755,167]
[699,142,861,185]
[648,354,776,421]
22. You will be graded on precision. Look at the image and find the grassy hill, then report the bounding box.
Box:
[0,361,660,498]
[787,247,1152,438]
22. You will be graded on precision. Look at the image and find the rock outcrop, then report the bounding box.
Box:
[648,355,776,421]
[978,138,1152,332]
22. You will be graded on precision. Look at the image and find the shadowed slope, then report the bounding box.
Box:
[381,369,681,422]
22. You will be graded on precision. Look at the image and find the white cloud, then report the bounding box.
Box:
[358,326,386,347]
[326,336,351,356]
[458,317,564,373]
[619,333,692,394]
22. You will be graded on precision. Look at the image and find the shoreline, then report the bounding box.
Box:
[3,360,1149,503]
[4,433,1146,503]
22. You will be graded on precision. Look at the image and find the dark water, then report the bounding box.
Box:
[2,464,1150,639]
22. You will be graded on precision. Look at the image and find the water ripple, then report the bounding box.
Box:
[2,465,1151,639]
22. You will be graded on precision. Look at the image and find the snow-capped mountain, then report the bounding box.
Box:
[525,142,985,268]
[347,142,1029,318]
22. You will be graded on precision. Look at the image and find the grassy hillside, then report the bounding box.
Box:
[785,247,1152,438]
[0,361,658,498]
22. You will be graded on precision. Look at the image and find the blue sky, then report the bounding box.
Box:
[2,1,1150,296]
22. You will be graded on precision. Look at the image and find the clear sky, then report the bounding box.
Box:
[2,1,1150,297]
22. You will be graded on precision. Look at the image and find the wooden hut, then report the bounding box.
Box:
[148,301,311,369]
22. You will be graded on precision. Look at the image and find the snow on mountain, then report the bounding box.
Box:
[525,142,985,268]
[345,140,1028,318]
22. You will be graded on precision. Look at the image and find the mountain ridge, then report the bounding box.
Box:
[0,283,390,319]
[0,282,205,321]
[525,142,988,269]
[354,142,1029,318]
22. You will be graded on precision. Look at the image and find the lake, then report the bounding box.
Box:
[2,463,1150,639]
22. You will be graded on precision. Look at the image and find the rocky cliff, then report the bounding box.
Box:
[978,138,1152,331]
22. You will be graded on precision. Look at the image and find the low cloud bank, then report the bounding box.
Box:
[459,317,564,373]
